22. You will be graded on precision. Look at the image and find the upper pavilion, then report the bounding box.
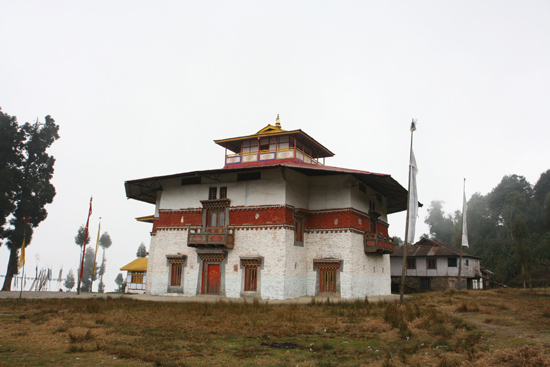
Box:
[214,115,335,169]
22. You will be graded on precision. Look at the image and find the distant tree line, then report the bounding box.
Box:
[423,170,550,288]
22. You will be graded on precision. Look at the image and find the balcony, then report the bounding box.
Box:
[187,226,235,249]
[364,233,394,255]
[225,147,324,167]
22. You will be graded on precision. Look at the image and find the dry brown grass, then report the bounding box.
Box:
[0,289,549,366]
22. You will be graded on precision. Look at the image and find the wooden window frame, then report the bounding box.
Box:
[170,263,183,287]
[314,260,341,294]
[208,187,217,200]
[427,258,437,270]
[167,255,186,288]
[407,258,416,269]
[244,266,258,291]
[241,258,261,292]
[294,216,304,244]
[219,186,227,199]
[448,258,458,267]
[131,272,144,284]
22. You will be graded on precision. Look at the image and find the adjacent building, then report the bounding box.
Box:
[125,117,408,300]
[120,257,148,294]
[390,238,484,292]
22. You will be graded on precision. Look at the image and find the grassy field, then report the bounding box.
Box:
[0,288,549,367]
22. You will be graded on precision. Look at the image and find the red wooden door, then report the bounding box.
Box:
[206,264,220,294]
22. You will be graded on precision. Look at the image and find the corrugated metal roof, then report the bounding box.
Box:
[124,162,411,214]
[120,257,148,272]
[391,238,480,258]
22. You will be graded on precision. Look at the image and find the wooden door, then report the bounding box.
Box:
[204,264,221,294]
[319,269,337,293]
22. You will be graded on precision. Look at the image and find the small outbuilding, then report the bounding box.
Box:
[120,258,148,294]
[390,238,483,292]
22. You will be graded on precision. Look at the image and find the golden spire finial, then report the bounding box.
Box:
[275,114,281,128]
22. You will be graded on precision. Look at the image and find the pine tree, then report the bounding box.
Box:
[1,113,59,290]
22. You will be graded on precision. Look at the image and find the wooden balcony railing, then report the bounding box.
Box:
[225,147,324,166]
[364,233,394,254]
[187,226,235,249]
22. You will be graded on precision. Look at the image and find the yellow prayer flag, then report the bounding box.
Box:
[18,238,25,270]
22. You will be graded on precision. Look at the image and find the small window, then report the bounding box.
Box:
[241,258,261,292]
[259,137,269,151]
[220,187,227,199]
[407,258,416,269]
[170,263,182,287]
[465,259,469,266]
[278,135,289,149]
[181,176,201,185]
[427,259,437,269]
[242,139,258,153]
[244,266,258,291]
[237,172,261,181]
[208,187,217,200]
[131,272,144,284]
[448,258,457,267]
[294,217,304,243]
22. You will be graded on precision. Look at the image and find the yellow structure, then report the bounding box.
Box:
[120,258,148,293]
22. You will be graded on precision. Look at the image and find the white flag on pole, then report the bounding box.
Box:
[407,150,418,244]
[461,184,469,247]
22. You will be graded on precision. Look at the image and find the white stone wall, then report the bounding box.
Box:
[305,231,391,298]
[285,169,309,209]
[146,226,392,299]
[308,176,351,210]
[158,169,287,210]
[144,167,396,299]
[147,230,196,296]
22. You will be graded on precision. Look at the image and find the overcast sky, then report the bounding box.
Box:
[1,1,549,292]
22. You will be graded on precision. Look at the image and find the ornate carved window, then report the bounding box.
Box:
[314,259,341,294]
[167,255,186,287]
[241,258,262,292]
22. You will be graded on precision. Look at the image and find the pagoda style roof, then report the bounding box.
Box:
[214,122,335,158]
[124,161,410,214]
[120,257,148,272]
[391,238,480,258]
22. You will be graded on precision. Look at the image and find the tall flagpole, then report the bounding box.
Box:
[77,197,93,295]
[400,119,417,303]
[91,218,101,292]
[458,178,466,289]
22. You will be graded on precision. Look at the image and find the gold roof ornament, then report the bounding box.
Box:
[276,114,281,128]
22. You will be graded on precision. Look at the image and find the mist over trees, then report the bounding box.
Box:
[97,232,112,293]
[0,109,60,290]
[64,269,75,291]
[136,242,147,258]
[79,248,97,292]
[424,170,550,287]
[115,273,126,293]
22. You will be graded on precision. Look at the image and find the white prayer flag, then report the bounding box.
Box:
[462,185,469,247]
[407,150,418,244]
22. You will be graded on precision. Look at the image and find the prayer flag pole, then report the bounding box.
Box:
[77,197,93,295]
[400,120,418,303]
[91,218,101,292]
[458,179,469,289]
